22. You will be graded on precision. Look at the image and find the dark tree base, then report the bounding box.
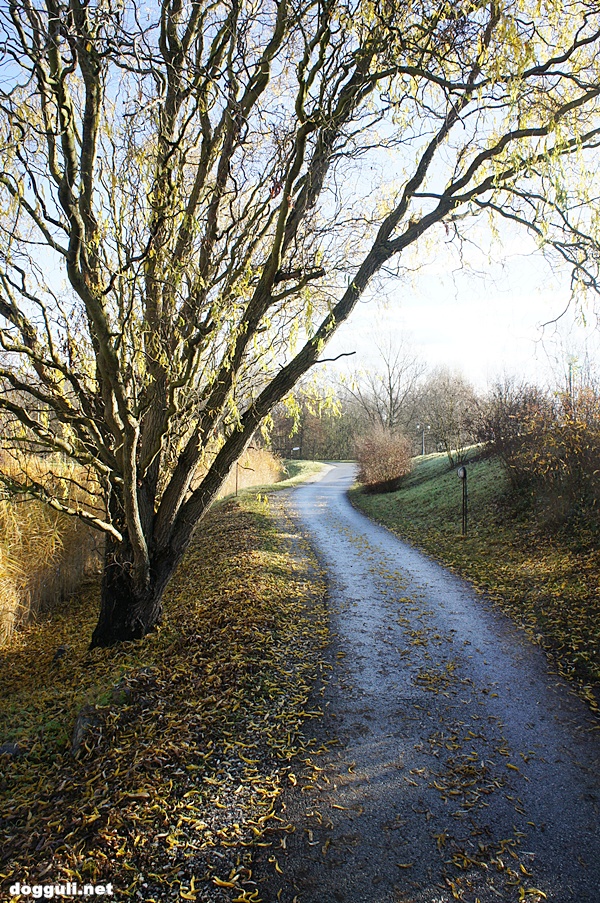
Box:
[89,602,163,648]
[89,539,167,648]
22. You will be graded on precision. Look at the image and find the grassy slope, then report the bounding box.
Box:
[350,450,600,708]
[0,490,328,902]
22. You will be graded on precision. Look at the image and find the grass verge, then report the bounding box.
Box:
[259,459,327,490]
[349,451,600,710]
[0,492,328,902]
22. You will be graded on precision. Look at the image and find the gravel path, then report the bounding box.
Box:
[255,463,600,903]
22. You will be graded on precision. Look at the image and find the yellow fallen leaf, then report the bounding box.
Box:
[213,877,238,888]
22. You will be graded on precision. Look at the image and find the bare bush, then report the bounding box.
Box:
[478,380,600,527]
[475,379,553,487]
[355,429,412,488]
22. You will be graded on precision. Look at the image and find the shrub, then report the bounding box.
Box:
[355,428,412,488]
[478,379,600,527]
[528,389,600,524]
[475,378,553,488]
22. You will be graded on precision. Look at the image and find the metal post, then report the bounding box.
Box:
[457,465,467,535]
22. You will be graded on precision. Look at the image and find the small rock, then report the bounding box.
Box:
[0,742,25,758]
[52,644,70,665]
[71,705,103,758]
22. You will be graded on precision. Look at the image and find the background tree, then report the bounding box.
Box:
[270,336,427,460]
[2,0,600,645]
[418,368,479,465]
[269,383,371,460]
[268,379,344,460]
[343,334,426,435]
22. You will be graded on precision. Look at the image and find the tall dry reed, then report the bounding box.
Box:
[0,453,103,644]
[0,447,282,643]
[218,447,284,497]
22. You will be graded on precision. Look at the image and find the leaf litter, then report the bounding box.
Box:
[0,495,329,901]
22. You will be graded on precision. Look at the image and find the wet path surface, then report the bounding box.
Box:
[256,464,600,903]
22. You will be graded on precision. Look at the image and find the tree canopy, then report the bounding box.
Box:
[1,0,600,644]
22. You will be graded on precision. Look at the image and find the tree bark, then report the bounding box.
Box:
[90,537,173,648]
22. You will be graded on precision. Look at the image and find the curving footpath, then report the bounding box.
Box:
[256,463,600,903]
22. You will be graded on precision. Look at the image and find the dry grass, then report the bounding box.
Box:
[0,453,103,644]
[0,447,283,645]
[217,446,284,497]
[0,499,103,644]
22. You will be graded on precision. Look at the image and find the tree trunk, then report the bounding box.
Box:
[90,538,172,648]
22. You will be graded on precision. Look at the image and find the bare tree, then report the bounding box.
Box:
[1,0,600,645]
[418,368,479,465]
[343,334,426,434]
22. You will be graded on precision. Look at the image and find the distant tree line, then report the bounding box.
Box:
[271,345,600,528]
[269,340,479,468]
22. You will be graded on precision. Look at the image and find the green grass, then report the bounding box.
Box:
[350,450,600,705]
[353,448,512,540]
[279,459,328,484]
